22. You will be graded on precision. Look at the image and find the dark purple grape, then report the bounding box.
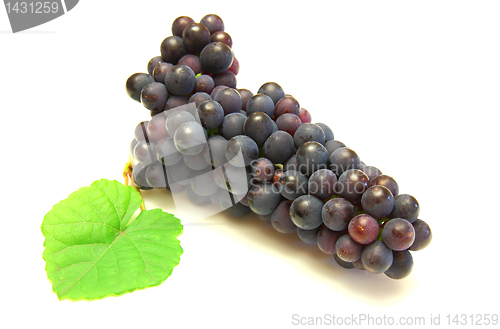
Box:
[277,170,308,200]
[146,112,169,142]
[348,213,380,244]
[385,250,413,279]
[202,135,228,168]
[219,112,246,140]
[250,158,275,183]
[132,162,152,190]
[147,56,164,75]
[246,93,275,117]
[283,154,297,172]
[172,16,195,37]
[210,84,228,98]
[322,198,356,231]
[382,218,416,251]
[156,137,182,166]
[352,258,365,270]
[140,82,168,112]
[361,240,393,274]
[315,123,334,142]
[370,175,399,196]
[297,225,322,244]
[308,169,337,200]
[257,82,285,105]
[126,73,155,102]
[360,165,382,181]
[188,92,212,107]
[325,140,346,155]
[178,54,203,75]
[271,200,297,234]
[243,112,274,146]
[213,70,237,89]
[247,183,282,215]
[166,95,188,109]
[197,100,224,130]
[214,87,242,115]
[263,131,295,165]
[160,36,188,64]
[225,135,259,167]
[329,147,361,177]
[229,56,239,76]
[152,62,173,83]
[361,185,395,219]
[290,195,324,230]
[145,161,168,188]
[200,14,224,33]
[334,254,356,269]
[211,31,232,47]
[390,194,420,223]
[276,113,301,137]
[182,22,211,54]
[200,42,233,74]
[194,74,215,94]
[133,141,156,165]
[410,219,432,251]
[317,226,343,254]
[336,234,364,262]
[238,89,253,111]
[337,169,369,203]
[272,169,283,187]
[296,141,329,176]
[173,121,207,156]
[165,64,196,96]
[294,123,326,148]
[274,95,300,119]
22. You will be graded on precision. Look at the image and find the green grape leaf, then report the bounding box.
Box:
[41,179,183,301]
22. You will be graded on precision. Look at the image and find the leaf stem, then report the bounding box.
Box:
[123,161,146,212]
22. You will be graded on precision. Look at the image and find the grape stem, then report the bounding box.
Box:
[123,161,146,212]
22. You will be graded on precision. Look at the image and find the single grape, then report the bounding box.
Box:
[247,183,282,215]
[315,123,334,142]
[147,56,164,75]
[132,162,152,190]
[410,219,432,251]
[145,161,168,188]
[290,195,324,230]
[322,198,356,231]
[164,161,193,185]
[296,141,329,176]
[271,200,297,234]
[211,31,233,47]
[134,120,149,142]
[200,14,224,33]
[250,158,275,183]
[307,169,337,200]
[194,74,215,94]
[294,123,325,148]
[325,140,346,155]
[385,250,413,279]
[174,121,207,155]
[202,135,228,168]
[246,93,275,117]
[382,218,416,251]
[153,62,173,83]
[146,113,169,142]
[329,147,361,177]
[200,42,234,74]
[243,112,274,146]
[257,82,285,105]
[225,135,259,167]
[299,108,312,123]
[219,112,246,140]
[317,226,343,255]
[182,22,211,54]
[277,170,308,200]
[214,87,242,115]
[189,92,212,108]
[140,82,168,112]
[126,73,154,102]
[165,64,196,96]
[370,174,399,196]
[348,214,380,244]
[190,167,219,197]
[178,54,203,75]
[263,130,295,165]
[297,225,322,244]
[361,185,395,219]
[336,234,364,262]
[390,194,420,223]
[336,169,370,203]
[276,113,302,137]
[360,165,382,181]
[166,95,188,109]
[156,137,182,165]
[334,254,356,269]
[361,240,394,274]
[210,84,229,98]
[274,95,300,119]
[183,150,209,171]
[238,88,253,111]
[223,164,252,195]
[213,71,237,89]
[160,36,188,64]
[228,57,239,75]
[172,16,195,37]
[133,141,156,165]
[165,111,195,136]
[197,100,224,129]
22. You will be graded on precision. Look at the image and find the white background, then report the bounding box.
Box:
[1,1,499,328]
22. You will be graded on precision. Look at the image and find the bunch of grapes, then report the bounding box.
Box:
[125,14,432,280]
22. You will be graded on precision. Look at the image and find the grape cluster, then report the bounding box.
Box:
[125,14,432,280]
